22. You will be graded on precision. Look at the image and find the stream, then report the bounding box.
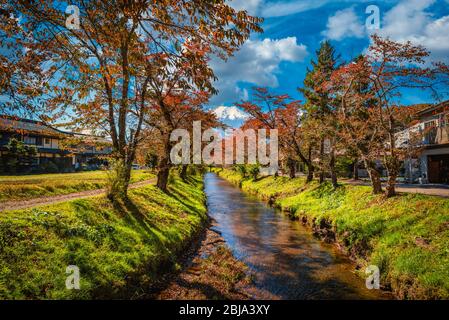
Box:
[204,173,388,300]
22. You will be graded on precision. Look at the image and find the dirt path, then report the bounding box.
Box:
[0,179,156,212]
[344,179,449,198]
[153,219,272,300]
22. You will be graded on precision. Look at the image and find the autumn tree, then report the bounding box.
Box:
[328,36,438,196]
[0,0,262,198]
[238,87,314,181]
[143,91,221,191]
[367,35,436,197]
[327,56,385,194]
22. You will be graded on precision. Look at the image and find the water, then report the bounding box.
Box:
[204,173,388,300]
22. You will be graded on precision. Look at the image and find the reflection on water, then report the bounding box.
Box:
[204,173,387,300]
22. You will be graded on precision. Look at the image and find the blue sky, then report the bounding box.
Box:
[211,0,449,124]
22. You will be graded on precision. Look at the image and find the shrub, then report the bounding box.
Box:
[234,164,247,178]
[106,159,129,201]
[187,165,207,176]
[4,138,37,174]
[248,164,260,180]
[145,153,158,170]
[41,161,59,173]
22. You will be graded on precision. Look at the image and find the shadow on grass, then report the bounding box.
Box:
[89,195,194,299]
[163,176,205,217]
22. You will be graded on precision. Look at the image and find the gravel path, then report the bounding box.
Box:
[0,179,156,212]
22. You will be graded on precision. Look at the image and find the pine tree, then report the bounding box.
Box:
[299,41,339,186]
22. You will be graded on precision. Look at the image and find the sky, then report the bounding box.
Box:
[211,0,449,126]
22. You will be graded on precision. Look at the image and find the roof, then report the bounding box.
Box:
[416,100,449,118]
[69,132,112,144]
[0,116,68,138]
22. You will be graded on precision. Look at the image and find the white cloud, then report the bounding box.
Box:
[228,0,263,16]
[261,0,329,18]
[228,0,358,18]
[322,7,365,40]
[319,0,449,63]
[377,0,449,63]
[379,0,436,40]
[210,37,308,105]
[212,106,249,120]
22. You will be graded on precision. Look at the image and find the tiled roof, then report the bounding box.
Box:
[0,116,68,137]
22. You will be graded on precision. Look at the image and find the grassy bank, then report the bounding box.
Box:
[215,168,449,299]
[0,170,154,202]
[0,174,207,299]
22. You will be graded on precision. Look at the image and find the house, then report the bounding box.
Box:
[69,132,112,170]
[401,100,449,184]
[0,115,112,173]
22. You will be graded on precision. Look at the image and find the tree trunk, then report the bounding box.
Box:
[124,161,132,192]
[363,158,383,194]
[292,141,314,183]
[107,157,132,201]
[385,173,397,198]
[385,129,400,198]
[180,164,188,181]
[288,158,296,179]
[305,146,314,183]
[353,159,359,180]
[384,156,400,198]
[156,137,172,192]
[306,166,314,182]
[319,139,325,184]
[329,146,338,189]
[157,166,170,192]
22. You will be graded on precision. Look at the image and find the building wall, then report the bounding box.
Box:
[1,120,112,174]
[403,147,449,184]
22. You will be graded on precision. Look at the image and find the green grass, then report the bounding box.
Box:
[215,168,449,299]
[0,174,207,299]
[0,170,154,202]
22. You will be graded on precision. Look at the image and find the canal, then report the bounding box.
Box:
[204,173,387,299]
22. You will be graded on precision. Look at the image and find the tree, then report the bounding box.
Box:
[1,0,262,199]
[327,56,384,194]
[145,153,158,170]
[145,92,221,191]
[238,88,314,182]
[367,35,436,197]
[142,91,221,191]
[5,138,37,174]
[328,36,438,196]
[300,41,339,186]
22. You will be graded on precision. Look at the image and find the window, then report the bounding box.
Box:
[24,136,36,145]
[36,137,43,146]
[424,120,436,129]
[45,138,51,145]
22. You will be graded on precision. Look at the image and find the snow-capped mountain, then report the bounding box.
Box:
[212,106,248,121]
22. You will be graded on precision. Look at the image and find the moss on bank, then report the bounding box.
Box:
[0,175,206,299]
[215,168,449,300]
